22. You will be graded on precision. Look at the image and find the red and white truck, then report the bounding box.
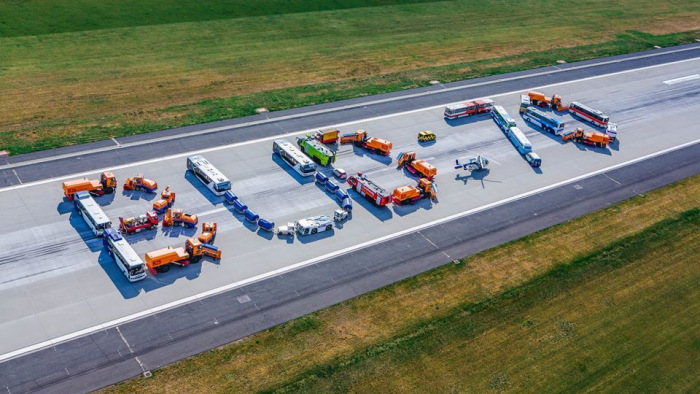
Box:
[119,211,159,235]
[347,172,391,207]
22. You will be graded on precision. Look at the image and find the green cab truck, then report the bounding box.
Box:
[297,135,336,166]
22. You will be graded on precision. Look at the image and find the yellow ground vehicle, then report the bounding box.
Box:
[391,179,437,205]
[396,151,437,180]
[162,208,198,228]
[562,127,611,148]
[418,130,436,142]
[123,174,158,193]
[527,91,568,111]
[197,222,217,244]
[62,172,117,201]
[339,129,392,156]
[152,186,176,214]
[144,238,221,275]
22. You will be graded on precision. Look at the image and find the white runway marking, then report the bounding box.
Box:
[1,137,697,363]
[663,74,699,85]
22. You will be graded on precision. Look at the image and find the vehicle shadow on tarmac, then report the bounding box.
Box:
[392,198,434,217]
[348,189,393,222]
[121,189,157,202]
[454,169,502,189]
[161,225,197,238]
[270,154,315,185]
[296,229,334,244]
[57,192,115,215]
[68,212,106,252]
[122,229,158,244]
[98,250,206,299]
[349,147,392,166]
[570,143,613,156]
[184,171,226,205]
[444,114,491,127]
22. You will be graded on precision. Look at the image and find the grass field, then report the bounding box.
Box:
[104,175,700,393]
[1,0,699,154]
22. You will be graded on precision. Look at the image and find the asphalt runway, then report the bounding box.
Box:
[0,46,698,393]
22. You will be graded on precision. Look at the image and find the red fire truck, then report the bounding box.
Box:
[347,172,391,207]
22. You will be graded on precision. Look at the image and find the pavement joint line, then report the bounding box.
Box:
[603,172,623,186]
[0,139,697,364]
[10,169,21,184]
[116,326,146,373]
[110,138,121,147]
[0,47,698,177]
[418,231,439,249]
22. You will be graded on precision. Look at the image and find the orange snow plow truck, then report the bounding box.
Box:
[392,179,437,205]
[145,238,221,275]
[340,129,392,156]
[527,91,567,112]
[162,208,198,228]
[62,172,117,201]
[396,151,437,180]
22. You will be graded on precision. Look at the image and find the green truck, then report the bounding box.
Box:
[297,135,336,166]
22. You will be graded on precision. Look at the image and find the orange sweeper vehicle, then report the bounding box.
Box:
[396,151,437,180]
[527,91,568,111]
[144,238,221,275]
[162,208,198,228]
[123,174,158,193]
[562,127,611,148]
[339,129,392,156]
[152,186,176,214]
[197,222,217,244]
[62,172,117,201]
[391,179,437,205]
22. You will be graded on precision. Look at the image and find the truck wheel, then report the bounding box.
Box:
[105,187,114,194]
[156,265,170,273]
[311,228,318,234]
[326,224,332,231]
[191,255,202,264]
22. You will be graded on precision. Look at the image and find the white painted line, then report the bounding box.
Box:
[2,55,699,194]
[663,74,699,85]
[1,48,698,176]
[1,137,697,363]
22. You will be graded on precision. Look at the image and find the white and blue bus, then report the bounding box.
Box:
[507,127,533,154]
[103,228,147,282]
[273,139,317,177]
[523,107,566,135]
[74,191,112,237]
[187,155,232,196]
[492,105,517,132]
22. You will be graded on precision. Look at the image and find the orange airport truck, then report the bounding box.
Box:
[562,127,610,148]
[340,129,392,156]
[197,222,217,244]
[62,172,117,201]
[152,186,176,214]
[123,174,158,193]
[391,179,437,205]
[145,238,221,275]
[527,91,568,111]
[162,208,198,228]
[396,151,437,180]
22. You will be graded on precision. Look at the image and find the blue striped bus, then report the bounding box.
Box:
[523,107,566,135]
[273,139,317,176]
[74,191,112,237]
[103,228,147,282]
[507,127,532,154]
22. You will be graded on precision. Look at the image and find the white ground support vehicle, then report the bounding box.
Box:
[333,209,348,222]
[276,222,296,236]
[295,215,334,235]
[606,122,618,141]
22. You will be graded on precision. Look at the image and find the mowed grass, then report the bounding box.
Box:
[103,175,700,393]
[1,1,699,154]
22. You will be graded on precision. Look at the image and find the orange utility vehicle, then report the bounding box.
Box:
[527,91,568,111]
[392,179,437,205]
[340,130,392,156]
[562,127,611,148]
[62,172,117,201]
[315,128,340,144]
[152,186,176,214]
[145,238,222,275]
[197,222,217,244]
[123,175,158,193]
[396,151,437,180]
[162,208,198,228]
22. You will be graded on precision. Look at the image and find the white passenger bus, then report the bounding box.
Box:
[103,228,147,282]
[74,191,112,237]
[187,155,232,196]
[507,127,533,154]
[492,105,517,132]
[273,139,317,176]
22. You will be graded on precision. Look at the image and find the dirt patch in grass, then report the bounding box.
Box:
[102,175,700,394]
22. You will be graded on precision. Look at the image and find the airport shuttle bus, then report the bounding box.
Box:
[74,191,112,237]
[507,127,533,154]
[187,155,232,196]
[273,139,317,176]
[103,228,147,282]
[492,105,517,132]
[523,107,566,135]
[568,101,609,128]
[443,98,494,119]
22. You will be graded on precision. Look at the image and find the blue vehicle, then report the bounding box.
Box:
[523,107,565,135]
